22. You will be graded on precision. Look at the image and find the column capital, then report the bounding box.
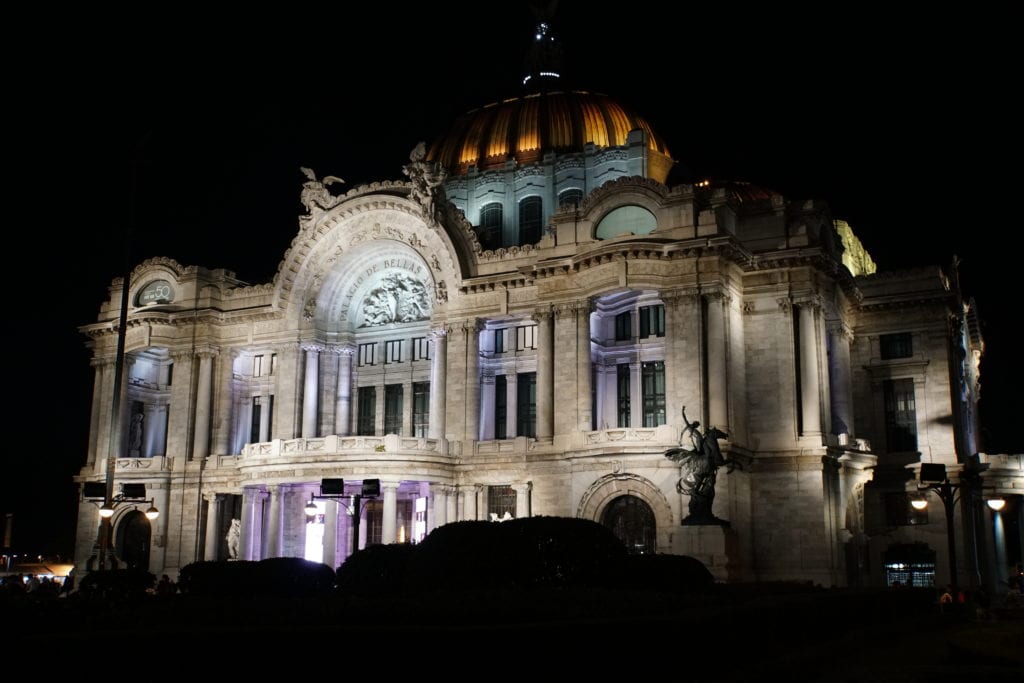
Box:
[661,287,700,306]
[826,319,854,341]
[534,307,553,323]
[553,302,576,319]
[429,326,448,341]
[794,294,824,311]
[330,344,355,356]
[776,297,793,314]
[300,342,326,353]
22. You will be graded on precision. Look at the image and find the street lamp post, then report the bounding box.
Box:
[308,478,380,558]
[912,461,994,592]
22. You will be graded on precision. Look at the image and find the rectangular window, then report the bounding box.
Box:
[642,361,666,427]
[385,340,402,364]
[880,332,913,360]
[412,337,431,361]
[639,305,665,338]
[494,328,507,354]
[364,500,383,546]
[495,375,507,439]
[412,382,430,437]
[384,384,403,435]
[358,343,375,367]
[516,372,536,438]
[253,354,264,377]
[884,378,918,452]
[615,311,632,341]
[516,325,537,351]
[617,364,631,428]
[357,386,376,436]
[488,484,516,520]
[250,396,262,443]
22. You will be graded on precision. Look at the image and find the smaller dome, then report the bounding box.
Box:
[427,90,672,178]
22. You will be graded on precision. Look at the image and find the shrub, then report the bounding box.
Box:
[336,543,417,597]
[77,568,156,601]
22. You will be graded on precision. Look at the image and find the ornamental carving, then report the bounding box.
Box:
[359,272,431,327]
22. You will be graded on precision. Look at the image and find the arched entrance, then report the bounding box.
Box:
[601,495,656,554]
[116,510,153,571]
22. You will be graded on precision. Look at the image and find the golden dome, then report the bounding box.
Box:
[427,90,672,178]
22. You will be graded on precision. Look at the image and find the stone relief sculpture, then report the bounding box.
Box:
[299,167,345,219]
[226,518,241,559]
[402,142,448,218]
[664,406,736,525]
[359,272,431,326]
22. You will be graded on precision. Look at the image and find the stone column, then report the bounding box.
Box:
[513,482,532,519]
[428,328,447,439]
[265,485,282,558]
[193,349,215,459]
[238,488,262,561]
[301,345,320,438]
[629,361,642,428]
[402,380,413,437]
[258,394,271,443]
[479,373,495,440]
[273,344,300,440]
[323,499,338,569]
[553,303,577,435]
[335,347,353,436]
[86,359,106,465]
[212,349,236,455]
[827,320,855,438]
[706,293,729,433]
[167,350,195,461]
[465,320,481,442]
[203,493,222,561]
[430,484,446,532]
[144,404,167,457]
[536,308,554,438]
[461,485,478,521]
[381,483,398,545]
[375,382,386,435]
[577,299,593,431]
[798,301,823,437]
[663,289,701,436]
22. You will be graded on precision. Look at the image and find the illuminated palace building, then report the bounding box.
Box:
[75,23,1022,590]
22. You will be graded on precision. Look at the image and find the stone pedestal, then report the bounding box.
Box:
[672,523,740,582]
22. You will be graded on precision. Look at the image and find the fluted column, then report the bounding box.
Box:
[381,483,398,544]
[706,292,729,433]
[265,485,283,558]
[577,299,593,431]
[143,403,165,457]
[301,345,320,438]
[203,493,223,561]
[193,349,215,459]
[335,347,353,436]
[402,380,413,437]
[662,289,701,436]
[428,328,447,439]
[827,320,855,438]
[536,308,554,438]
[798,300,823,437]
[465,320,481,442]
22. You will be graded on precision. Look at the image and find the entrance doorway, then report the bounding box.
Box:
[601,495,656,554]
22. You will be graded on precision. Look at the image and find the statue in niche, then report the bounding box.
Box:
[402,141,448,218]
[128,412,144,455]
[359,272,431,327]
[299,167,345,217]
[664,406,737,525]
[226,518,241,560]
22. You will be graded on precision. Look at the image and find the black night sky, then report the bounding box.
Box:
[4,3,1017,556]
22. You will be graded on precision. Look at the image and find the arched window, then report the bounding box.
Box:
[558,188,583,210]
[518,196,543,245]
[601,495,656,554]
[595,205,657,239]
[479,202,503,250]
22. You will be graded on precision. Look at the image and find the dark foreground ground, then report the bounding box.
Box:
[5,585,1022,680]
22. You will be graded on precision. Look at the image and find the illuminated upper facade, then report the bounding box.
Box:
[71,17,1019,593]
